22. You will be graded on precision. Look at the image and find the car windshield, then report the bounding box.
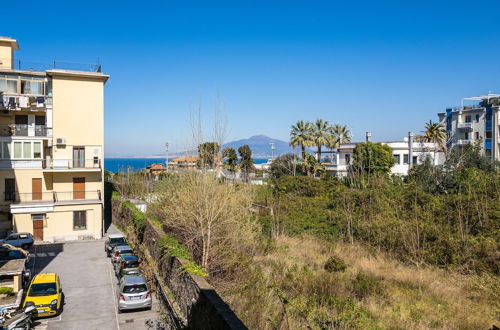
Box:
[124,261,139,268]
[110,237,126,245]
[123,284,147,294]
[28,283,57,297]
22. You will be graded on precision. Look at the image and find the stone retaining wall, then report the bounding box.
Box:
[112,199,247,330]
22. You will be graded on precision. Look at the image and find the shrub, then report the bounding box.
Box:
[122,200,147,241]
[324,256,347,273]
[158,235,207,277]
[0,287,13,295]
[351,272,383,298]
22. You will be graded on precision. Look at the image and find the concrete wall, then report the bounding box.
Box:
[0,41,14,69]
[112,199,247,330]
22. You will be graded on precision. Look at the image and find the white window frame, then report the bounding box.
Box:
[1,140,43,159]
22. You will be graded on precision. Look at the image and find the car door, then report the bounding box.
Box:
[6,234,18,246]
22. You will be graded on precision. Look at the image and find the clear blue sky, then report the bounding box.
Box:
[4,0,500,156]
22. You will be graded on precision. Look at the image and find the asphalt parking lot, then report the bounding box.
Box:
[26,236,160,330]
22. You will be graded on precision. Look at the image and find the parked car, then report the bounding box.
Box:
[0,233,33,250]
[114,255,140,279]
[104,234,127,257]
[23,273,62,318]
[117,275,152,313]
[0,244,29,262]
[111,245,134,264]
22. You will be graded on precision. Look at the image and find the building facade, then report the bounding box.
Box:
[438,93,500,161]
[0,37,109,242]
[325,139,443,176]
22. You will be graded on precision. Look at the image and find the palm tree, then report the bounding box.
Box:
[312,119,335,160]
[331,124,351,145]
[421,120,447,150]
[290,120,314,159]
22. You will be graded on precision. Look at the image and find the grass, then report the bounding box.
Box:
[224,235,499,329]
[0,287,13,295]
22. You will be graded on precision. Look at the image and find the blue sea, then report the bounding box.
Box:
[104,158,270,173]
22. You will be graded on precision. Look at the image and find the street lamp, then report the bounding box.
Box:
[165,142,169,172]
[269,142,275,160]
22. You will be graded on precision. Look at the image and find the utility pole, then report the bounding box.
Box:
[408,132,413,170]
[165,142,169,172]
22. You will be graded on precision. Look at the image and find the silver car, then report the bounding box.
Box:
[117,275,152,313]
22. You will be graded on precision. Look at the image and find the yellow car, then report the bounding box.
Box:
[23,273,62,317]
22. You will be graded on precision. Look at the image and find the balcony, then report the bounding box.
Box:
[457,122,473,130]
[0,124,51,137]
[0,94,49,112]
[6,190,102,205]
[43,158,101,172]
[456,139,471,146]
[0,159,43,169]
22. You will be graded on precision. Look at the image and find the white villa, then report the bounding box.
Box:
[324,136,444,177]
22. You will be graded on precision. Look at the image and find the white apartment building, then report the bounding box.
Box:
[438,93,500,161]
[325,137,443,176]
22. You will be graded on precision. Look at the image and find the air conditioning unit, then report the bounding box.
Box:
[56,137,66,145]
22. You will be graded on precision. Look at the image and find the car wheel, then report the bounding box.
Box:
[118,309,122,314]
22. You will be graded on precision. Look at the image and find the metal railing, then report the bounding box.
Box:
[457,122,473,129]
[0,94,49,111]
[13,60,101,73]
[0,124,50,137]
[6,190,101,203]
[44,158,101,170]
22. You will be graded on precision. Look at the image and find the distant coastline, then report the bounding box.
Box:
[104,157,271,173]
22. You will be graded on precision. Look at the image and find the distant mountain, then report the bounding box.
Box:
[223,135,293,157]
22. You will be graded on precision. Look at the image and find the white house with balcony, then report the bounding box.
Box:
[324,137,444,177]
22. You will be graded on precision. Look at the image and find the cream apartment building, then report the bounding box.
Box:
[0,36,108,242]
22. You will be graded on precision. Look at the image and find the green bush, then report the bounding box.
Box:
[351,273,383,298]
[122,200,147,241]
[158,235,207,277]
[0,287,13,295]
[324,256,347,273]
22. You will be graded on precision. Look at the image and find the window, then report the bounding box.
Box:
[20,80,44,95]
[73,147,85,168]
[73,211,86,230]
[475,132,480,140]
[476,114,480,122]
[23,142,31,159]
[0,79,17,93]
[5,178,15,201]
[486,131,492,139]
[33,142,41,159]
[393,154,400,164]
[412,156,418,164]
[464,132,469,140]
[465,115,471,123]
[2,142,10,159]
[485,114,492,121]
[403,154,409,164]
[31,214,44,221]
[13,142,22,158]
[345,154,351,165]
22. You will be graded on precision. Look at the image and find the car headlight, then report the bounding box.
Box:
[25,301,34,307]
[50,299,58,310]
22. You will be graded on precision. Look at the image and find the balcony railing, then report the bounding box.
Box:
[456,139,471,145]
[0,124,51,137]
[457,122,473,130]
[6,190,101,204]
[0,94,49,112]
[43,158,101,170]
[0,159,44,169]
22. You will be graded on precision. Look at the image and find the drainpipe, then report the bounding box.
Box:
[408,132,413,171]
[366,132,372,142]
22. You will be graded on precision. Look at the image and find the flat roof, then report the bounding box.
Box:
[0,36,19,50]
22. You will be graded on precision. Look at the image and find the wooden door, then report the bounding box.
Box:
[33,220,44,241]
[73,177,85,200]
[32,178,42,200]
